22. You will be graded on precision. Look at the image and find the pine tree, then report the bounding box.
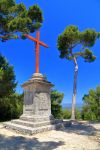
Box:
[57,25,100,120]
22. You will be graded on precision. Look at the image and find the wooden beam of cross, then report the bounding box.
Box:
[24,30,49,73]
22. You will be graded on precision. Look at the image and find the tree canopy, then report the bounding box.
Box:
[57,25,100,62]
[0,54,17,98]
[0,0,43,42]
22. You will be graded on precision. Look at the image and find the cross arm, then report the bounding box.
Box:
[24,34,49,48]
[24,34,37,43]
[39,41,49,48]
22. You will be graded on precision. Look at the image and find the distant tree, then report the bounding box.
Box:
[82,86,100,121]
[0,0,43,42]
[0,54,17,98]
[62,109,71,119]
[51,90,64,119]
[62,108,82,120]
[57,25,100,120]
[75,108,82,120]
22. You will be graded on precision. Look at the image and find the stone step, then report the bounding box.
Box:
[20,115,54,122]
[3,122,63,135]
[11,119,56,128]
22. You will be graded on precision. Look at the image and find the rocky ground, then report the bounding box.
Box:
[0,121,100,150]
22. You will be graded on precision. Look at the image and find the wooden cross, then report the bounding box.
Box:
[24,30,49,73]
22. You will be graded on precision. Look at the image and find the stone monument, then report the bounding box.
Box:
[20,73,54,123]
[4,30,63,134]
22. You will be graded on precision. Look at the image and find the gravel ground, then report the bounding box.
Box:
[0,121,100,150]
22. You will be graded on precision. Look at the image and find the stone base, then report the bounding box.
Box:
[3,118,63,135]
[20,114,54,122]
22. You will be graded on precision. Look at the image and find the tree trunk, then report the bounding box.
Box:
[71,57,78,120]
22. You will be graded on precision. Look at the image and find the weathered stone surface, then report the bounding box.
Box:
[21,73,53,121]
[4,121,63,135]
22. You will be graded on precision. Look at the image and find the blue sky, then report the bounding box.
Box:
[0,0,100,105]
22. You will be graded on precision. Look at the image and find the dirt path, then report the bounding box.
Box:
[0,122,100,150]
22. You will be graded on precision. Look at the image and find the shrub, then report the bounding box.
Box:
[82,86,100,121]
[0,93,23,121]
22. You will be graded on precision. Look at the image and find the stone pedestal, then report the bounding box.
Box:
[4,74,63,134]
[20,73,54,122]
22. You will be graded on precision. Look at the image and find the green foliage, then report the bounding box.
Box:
[0,54,17,98]
[28,5,43,22]
[82,48,96,62]
[57,25,98,62]
[0,0,43,42]
[58,26,79,53]
[62,109,71,119]
[0,68,3,80]
[80,29,97,47]
[82,86,100,121]
[62,108,82,120]
[51,90,64,119]
[75,108,82,120]
[0,93,23,121]
[0,53,20,121]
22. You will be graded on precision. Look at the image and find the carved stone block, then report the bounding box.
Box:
[20,74,54,121]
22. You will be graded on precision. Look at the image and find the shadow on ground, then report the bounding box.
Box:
[0,134,65,150]
[60,121,99,136]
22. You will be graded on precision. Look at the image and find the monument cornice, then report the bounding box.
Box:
[21,78,54,88]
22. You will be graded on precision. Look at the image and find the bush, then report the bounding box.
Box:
[82,86,100,121]
[75,108,82,120]
[62,109,71,119]
[62,108,82,120]
[0,93,23,121]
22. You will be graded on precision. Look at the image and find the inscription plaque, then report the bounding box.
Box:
[24,90,33,105]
